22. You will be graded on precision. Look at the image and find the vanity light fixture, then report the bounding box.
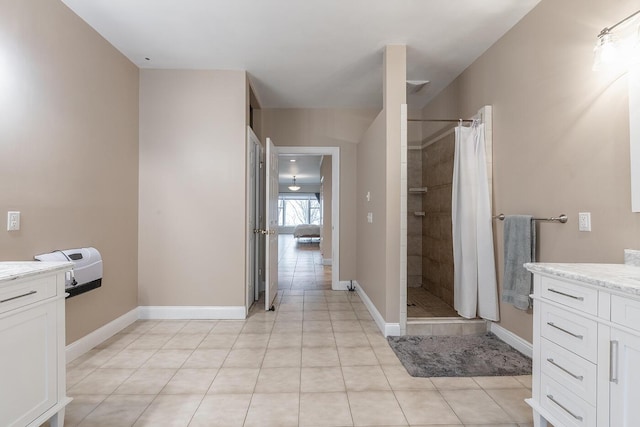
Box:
[288,176,301,191]
[593,9,640,70]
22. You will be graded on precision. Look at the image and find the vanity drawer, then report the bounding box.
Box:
[540,338,596,404]
[540,374,596,427]
[611,294,640,333]
[540,276,598,315]
[540,303,598,363]
[0,275,57,315]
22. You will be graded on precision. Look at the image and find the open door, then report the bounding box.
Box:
[264,137,279,311]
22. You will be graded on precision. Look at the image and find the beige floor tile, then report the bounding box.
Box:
[332,320,364,333]
[430,377,481,390]
[334,332,371,348]
[464,425,518,427]
[222,348,266,368]
[303,320,334,333]
[77,394,154,427]
[148,321,188,335]
[515,375,533,389]
[61,395,107,427]
[330,310,359,321]
[279,302,304,312]
[373,346,402,365]
[141,349,192,369]
[95,333,139,350]
[273,321,304,333]
[241,321,275,334]
[301,367,346,392]
[243,392,300,427]
[100,349,156,369]
[486,388,533,423]
[255,367,301,393]
[262,347,302,368]
[299,392,353,426]
[198,333,238,349]
[162,333,207,349]
[276,312,305,322]
[188,394,252,427]
[367,334,392,348]
[114,368,176,394]
[69,368,134,395]
[121,320,158,335]
[473,376,527,389]
[303,310,331,321]
[302,346,340,367]
[441,389,513,424]
[342,366,391,391]
[338,346,379,366]
[303,332,336,347]
[133,394,202,426]
[68,348,120,370]
[304,295,327,303]
[359,320,380,333]
[127,333,173,349]
[328,302,353,311]
[211,320,246,334]
[67,367,96,388]
[180,320,217,334]
[347,391,408,426]
[208,367,260,394]
[304,302,329,311]
[394,390,461,425]
[161,368,217,394]
[233,333,270,349]
[381,365,435,390]
[268,332,302,348]
[182,348,229,368]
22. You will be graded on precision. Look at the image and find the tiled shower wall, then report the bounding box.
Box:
[407,148,423,288]
[420,133,455,307]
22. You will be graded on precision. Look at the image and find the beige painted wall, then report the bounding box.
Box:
[0,0,139,343]
[256,108,378,280]
[320,156,333,262]
[139,70,248,307]
[421,0,640,342]
[356,45,406,324]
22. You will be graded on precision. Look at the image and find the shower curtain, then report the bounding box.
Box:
[451,123,499,321]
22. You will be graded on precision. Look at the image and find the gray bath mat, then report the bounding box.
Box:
[387,332,531,377]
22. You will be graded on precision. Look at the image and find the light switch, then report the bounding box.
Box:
[7,211,20,231]
[367,212,373,223]
[366,192,371,202]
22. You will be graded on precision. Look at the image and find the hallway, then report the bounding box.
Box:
[278,234,332,291]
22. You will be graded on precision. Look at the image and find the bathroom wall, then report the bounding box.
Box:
[420,0,640,342]
[421,133,455,307]
[0,0,140,343]
[406,148,423,288]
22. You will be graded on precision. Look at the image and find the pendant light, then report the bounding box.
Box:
[288,176,300,191]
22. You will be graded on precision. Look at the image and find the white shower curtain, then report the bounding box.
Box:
[451,123,499,321]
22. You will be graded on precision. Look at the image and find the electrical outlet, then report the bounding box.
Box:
[7,211,20,231]
[367,212,373,223]
[578,212,591,232]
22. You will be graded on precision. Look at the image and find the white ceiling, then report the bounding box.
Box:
[278,155,323,186]
[61,0,540,109]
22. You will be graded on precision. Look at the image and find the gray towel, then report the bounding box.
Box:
[502,215,535,310]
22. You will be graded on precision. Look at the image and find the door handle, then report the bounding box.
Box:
[610,340,619,384]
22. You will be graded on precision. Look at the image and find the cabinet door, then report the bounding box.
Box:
[610,328,640,427]
[0,301,57,427]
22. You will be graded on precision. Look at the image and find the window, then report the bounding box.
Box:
[278,193,321,226]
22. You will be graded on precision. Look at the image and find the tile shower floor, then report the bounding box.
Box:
[407,287,459,318]
[60,291,534,427]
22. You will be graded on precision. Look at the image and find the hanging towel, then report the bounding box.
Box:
[502,215,535,310]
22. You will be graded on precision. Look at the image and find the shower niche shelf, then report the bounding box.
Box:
[408,187,428,194]
[413,212,426,217]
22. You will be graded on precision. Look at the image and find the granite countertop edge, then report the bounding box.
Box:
[0,261,74,283]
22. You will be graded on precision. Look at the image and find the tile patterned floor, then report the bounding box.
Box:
[61,292,533,427]
[407,287,460,318]
[56,236,533,426]
[278,234,332,291]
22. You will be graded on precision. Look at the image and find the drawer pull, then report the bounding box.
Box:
[0,290,37,304]
[547,322,583,339]
[548,288,584,301]
[610,340,619,384]
[546,394,583,421]
[546,358,584,380]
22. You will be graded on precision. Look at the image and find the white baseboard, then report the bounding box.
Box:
[489,322,533,358]
[138,306,246,320]
[353,281,400,337]
[335,280,352,291]
[322,258,332,266]
[66,307,139,363]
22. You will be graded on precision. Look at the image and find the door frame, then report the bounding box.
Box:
[246,127,263,315]
[276,146,341,290]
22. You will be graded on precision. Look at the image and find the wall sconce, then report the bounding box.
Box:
[288,176,300,191]
[593,9,640,70]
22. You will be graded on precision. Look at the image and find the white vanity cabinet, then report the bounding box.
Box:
[0,262,73,427]
[525,263,640,427]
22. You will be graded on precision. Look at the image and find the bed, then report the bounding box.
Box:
[293,224,321,239]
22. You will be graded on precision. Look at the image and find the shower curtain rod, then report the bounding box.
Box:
[408,118,475,123]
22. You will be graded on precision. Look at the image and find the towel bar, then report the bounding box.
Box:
[493,213,568,223]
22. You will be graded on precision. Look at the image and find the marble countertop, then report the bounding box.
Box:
[525,262,640,297]
[0,261,74,284]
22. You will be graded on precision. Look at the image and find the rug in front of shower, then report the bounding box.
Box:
[386,332,532,377]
